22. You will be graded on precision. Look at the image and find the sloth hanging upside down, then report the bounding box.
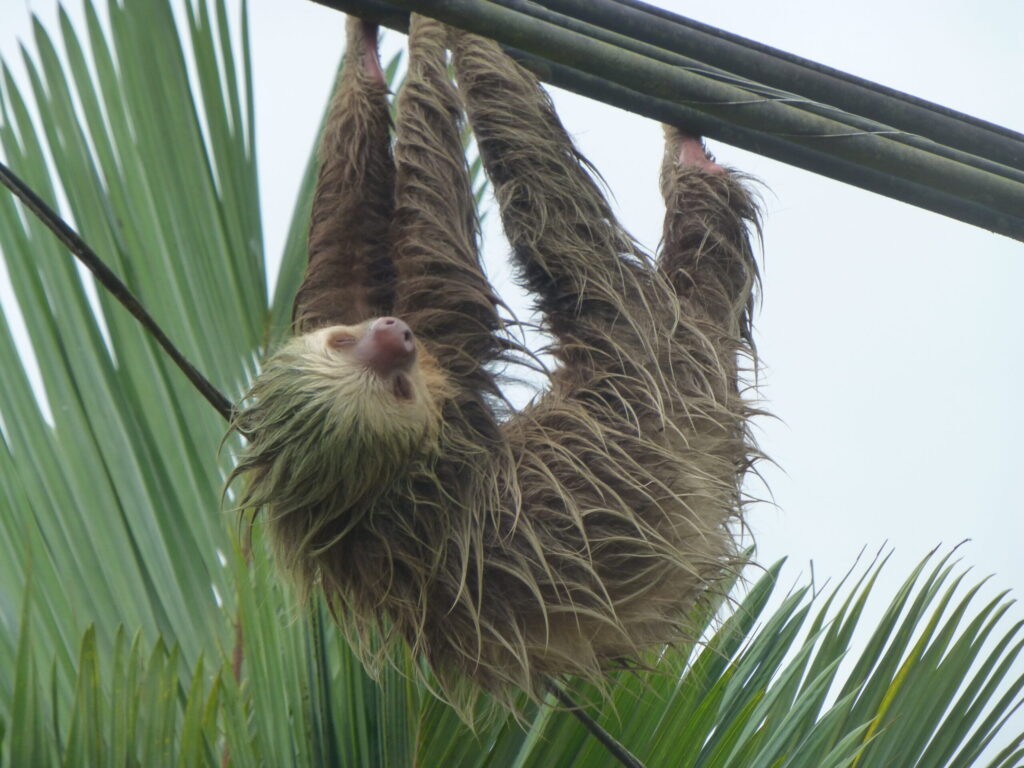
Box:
[229,14,761,709]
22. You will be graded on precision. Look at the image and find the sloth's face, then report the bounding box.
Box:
[297,318,447,453]
[230,317,452,516]
[318,318,421,403]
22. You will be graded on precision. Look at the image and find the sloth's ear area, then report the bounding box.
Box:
[326,330,358,349]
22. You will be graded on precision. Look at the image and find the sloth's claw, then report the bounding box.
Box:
[356,19,386,87]
[677,132,726,175]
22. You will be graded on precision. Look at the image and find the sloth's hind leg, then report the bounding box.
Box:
[450,30,650,366]
[293,18,396,333]
[390,15,504,398]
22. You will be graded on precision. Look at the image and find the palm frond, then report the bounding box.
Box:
[0,2,1021,766]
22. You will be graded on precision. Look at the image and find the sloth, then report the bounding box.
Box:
[229,14,761,711]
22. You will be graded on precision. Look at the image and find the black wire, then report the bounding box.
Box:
[498,0,1024,186]
[0,160,236,424]
[590,0,1024,169]
[548,682,648,768]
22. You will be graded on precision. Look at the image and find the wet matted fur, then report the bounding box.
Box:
[229,14,762,714]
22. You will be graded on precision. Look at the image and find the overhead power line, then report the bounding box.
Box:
[559,0,1024,172]
[317,0,1024,242]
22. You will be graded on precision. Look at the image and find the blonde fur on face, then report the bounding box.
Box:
[300,323,446,444]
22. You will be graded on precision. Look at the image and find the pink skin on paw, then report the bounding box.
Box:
[359,21,387,87]
[678,133,725,175]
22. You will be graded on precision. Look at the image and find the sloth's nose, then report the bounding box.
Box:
[355,316,417,375]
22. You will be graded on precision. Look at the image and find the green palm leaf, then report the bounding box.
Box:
[0,2,1021,766]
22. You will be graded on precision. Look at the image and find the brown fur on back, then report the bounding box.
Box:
[231,16,762,717]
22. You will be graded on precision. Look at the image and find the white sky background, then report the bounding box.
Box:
[3,0,1024,750]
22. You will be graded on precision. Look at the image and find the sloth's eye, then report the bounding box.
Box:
[328,332,357,349]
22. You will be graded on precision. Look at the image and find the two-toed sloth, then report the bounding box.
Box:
[230,14,761,710]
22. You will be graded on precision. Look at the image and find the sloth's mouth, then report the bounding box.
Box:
[392,373,414,401]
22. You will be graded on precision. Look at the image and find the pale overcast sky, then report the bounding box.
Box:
[3,0,1024,750]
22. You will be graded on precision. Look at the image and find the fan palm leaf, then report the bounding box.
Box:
[0,2,1021,765]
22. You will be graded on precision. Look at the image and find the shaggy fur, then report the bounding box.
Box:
[294,18,397,329]
[229,15,762,714]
